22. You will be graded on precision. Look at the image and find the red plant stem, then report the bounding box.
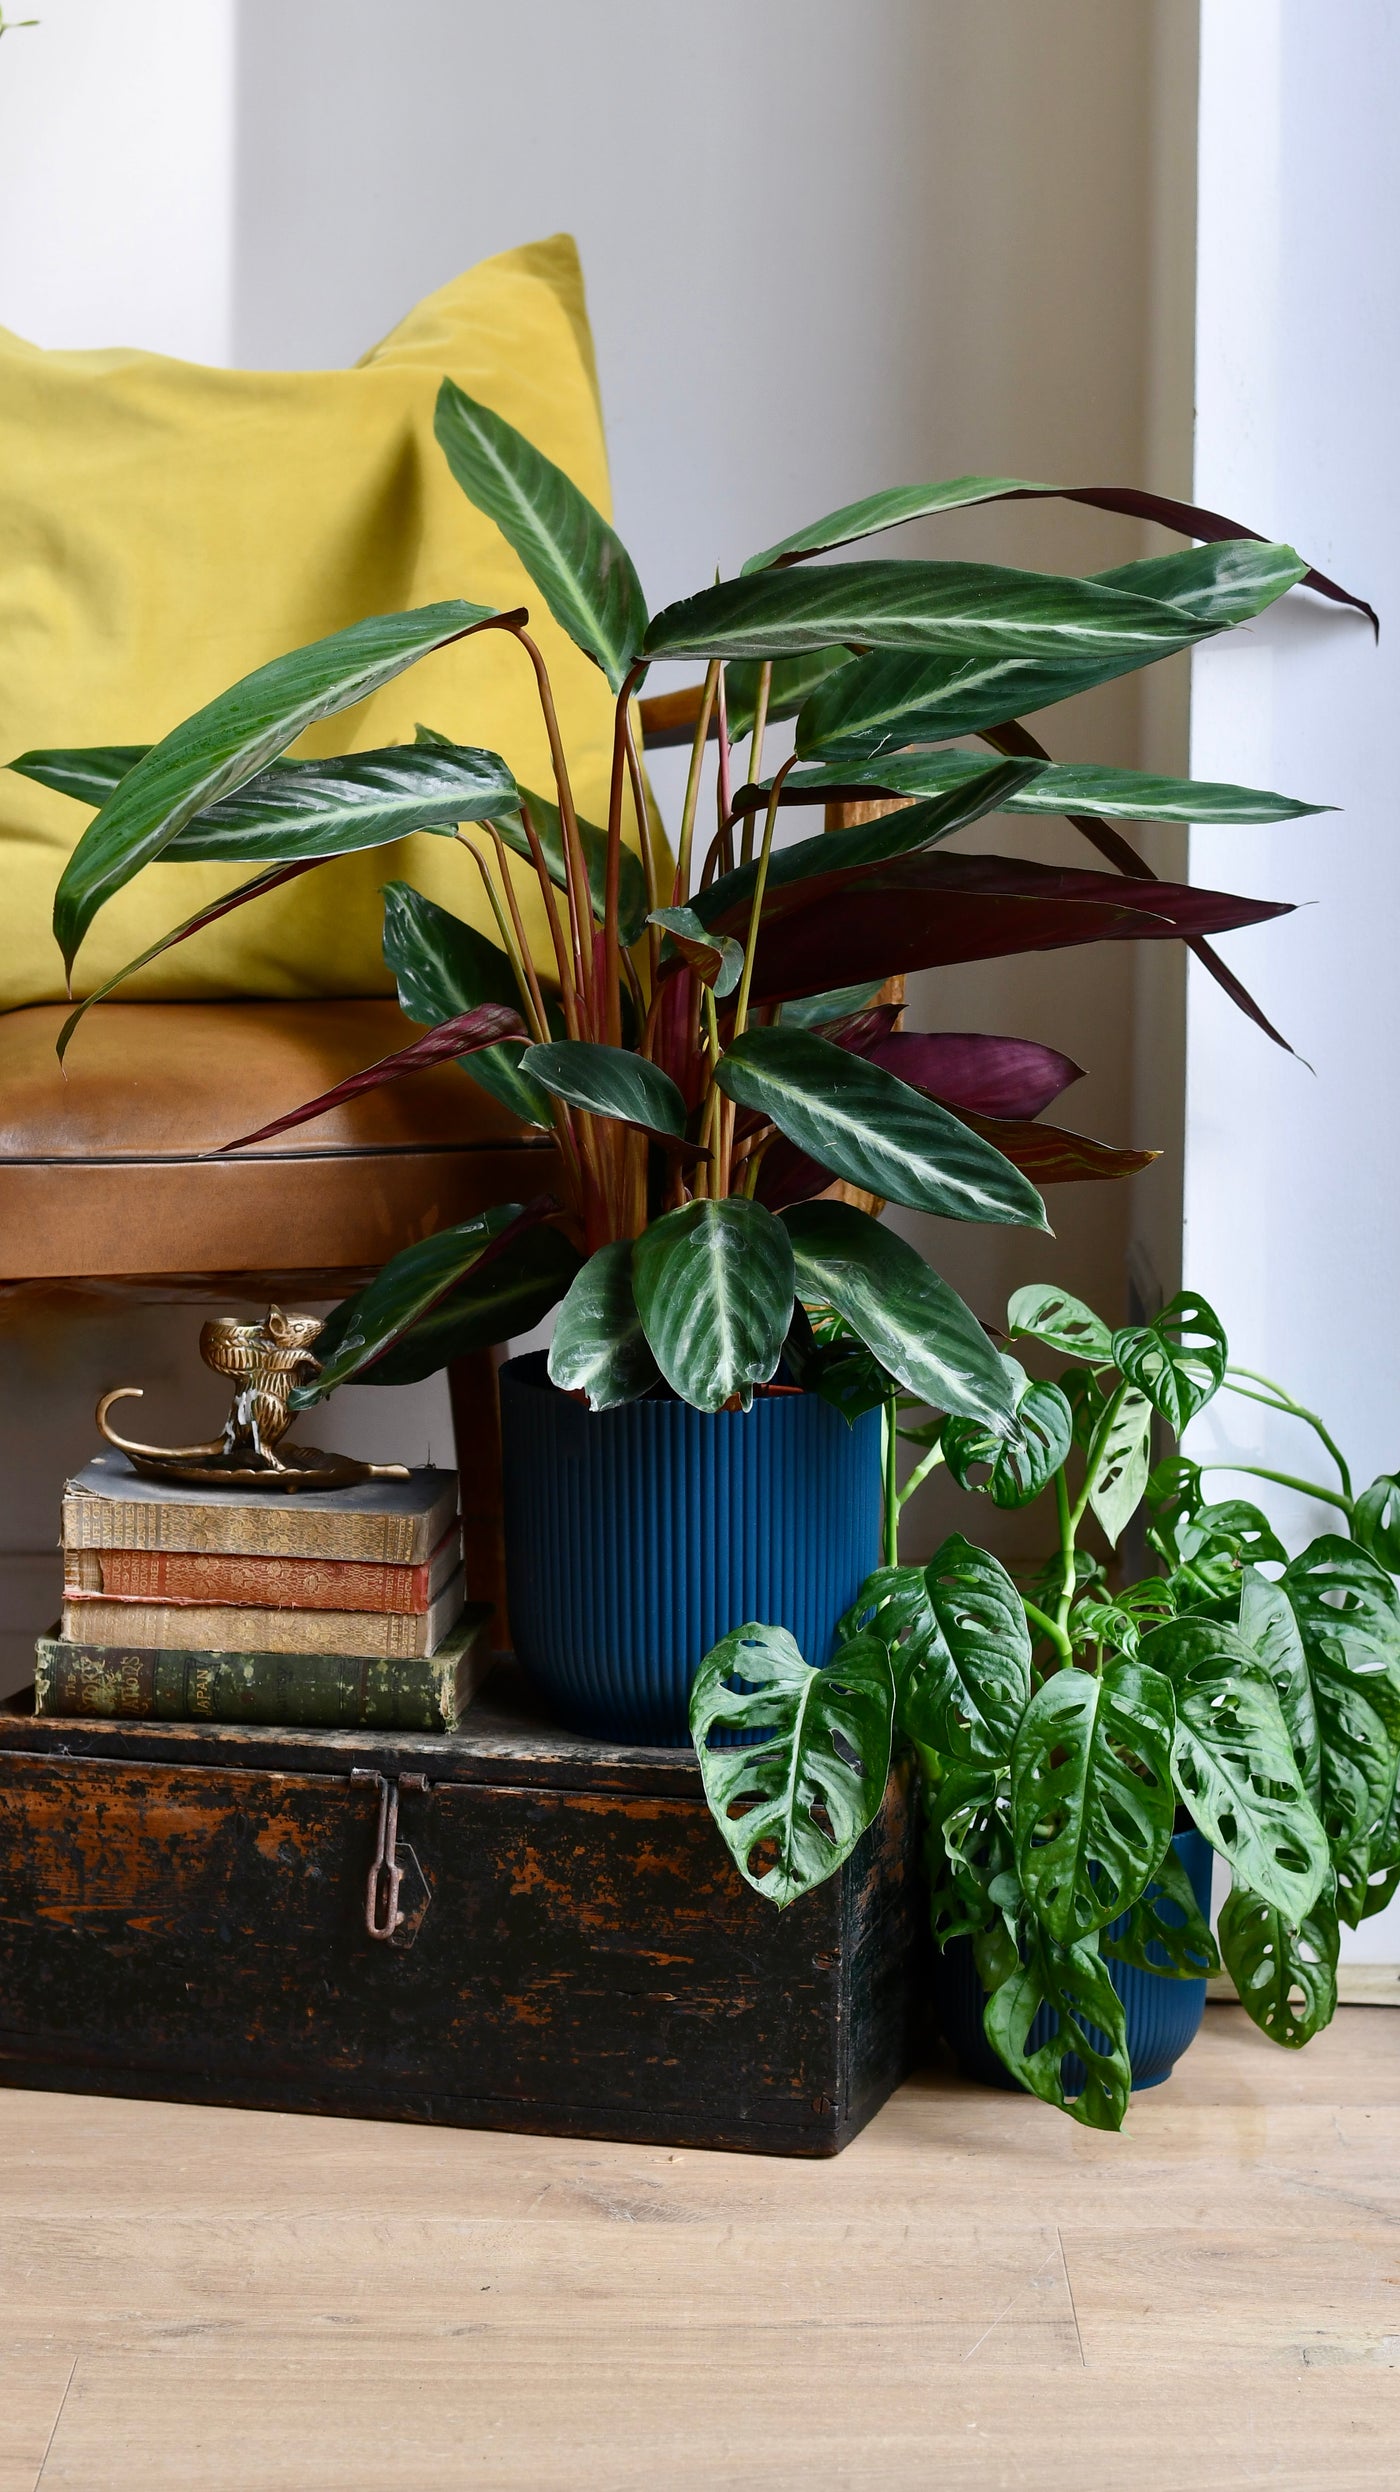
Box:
[714,665,734,881]
[456,836,589,1226]
[604,661,649,1050]
[623,705,664,989]
[623,710,663,912]
[519,802,581,1040]
[484,822,552,1042]
[510,625,595,1027]
[719,756,793,1194]
[675,660,720,902]
[742,663,773,864]
[456,835,548,1042]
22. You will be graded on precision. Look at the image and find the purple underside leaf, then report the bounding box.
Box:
[217,1002,529,1154]
[705,851,1289,1006]
[945,1110,1158,1184]
[981,717,1299,1054]
[860,1030,1085,1119]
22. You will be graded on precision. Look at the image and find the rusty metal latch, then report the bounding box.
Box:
[351,1769,431,1947]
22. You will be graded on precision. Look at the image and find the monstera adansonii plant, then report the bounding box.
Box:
[691,1283,1400,2130]
[13,405,1369,1439]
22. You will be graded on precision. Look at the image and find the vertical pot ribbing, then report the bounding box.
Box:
[500,1353,884,1743]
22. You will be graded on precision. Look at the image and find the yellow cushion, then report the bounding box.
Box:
[0,234,633,1010]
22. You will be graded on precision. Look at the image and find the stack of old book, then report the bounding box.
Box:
[34,1453,491,1731]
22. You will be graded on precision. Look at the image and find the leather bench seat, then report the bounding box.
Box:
[0,1000,559,1282]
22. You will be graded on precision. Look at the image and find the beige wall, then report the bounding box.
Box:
[0,0,1198,1680]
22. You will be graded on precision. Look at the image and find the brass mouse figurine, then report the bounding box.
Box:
[96,1307,408,1491]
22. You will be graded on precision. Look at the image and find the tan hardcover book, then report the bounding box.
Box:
[34,1607,493,1731]
[61,1454,458,1566]
[60,1570,467,1661]
[63,1527,462,1614]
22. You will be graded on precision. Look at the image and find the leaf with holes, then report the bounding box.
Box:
[942,1371,1073,1510]
[1071,1579,1180,1663]
[52,600,503,975]
[1181,1502,1288,1570]
[783,1200,1016,1433]
[1111,1291,1228,1429]
[1357,1763,1400,1925]
[1238,1569,1322,1799]
[984,1927,1131,2131]
[1006,1283,1114,1365]
[1218,1880,1339,2048]
[1276,1538,1400,1922]
[1352,1475,1400,1573]
[690,1622,895,1907]
[434,380,648,691]
[632,1197,794,1413]
[1142,1615,1330,1923]
[716,1026,1048,1228]
[1101,1842,1219,1979]
[1011,1658,1176,1943]
[847,1536,1032,1765]
[927,1763,1020,1939]
[548,1240,661,1411]
[1087,1388,1153,1549]
[1282,1537,1400,1738]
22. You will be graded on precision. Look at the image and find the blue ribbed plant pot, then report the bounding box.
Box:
[499,1352,884,1744]
[935,1829,1214,2096]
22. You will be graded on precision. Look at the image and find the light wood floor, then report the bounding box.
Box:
[1,2006,1396,2492]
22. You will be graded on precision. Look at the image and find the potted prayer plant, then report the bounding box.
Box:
[690,1279,1400,2129]
[15,378,1371,1744]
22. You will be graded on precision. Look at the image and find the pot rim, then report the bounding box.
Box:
[499,1347,837,1413]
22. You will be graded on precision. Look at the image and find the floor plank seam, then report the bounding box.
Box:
[1057,2226,1086,2369]
[32,2352,77,2492]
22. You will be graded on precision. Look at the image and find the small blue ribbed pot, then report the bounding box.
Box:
[935,1829,1214,2095]
[500,1352,884,1744]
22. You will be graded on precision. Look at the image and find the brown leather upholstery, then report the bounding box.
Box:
[0,1000,559,1281]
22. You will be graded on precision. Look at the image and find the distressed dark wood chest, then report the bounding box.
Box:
[0,1669,922,2156]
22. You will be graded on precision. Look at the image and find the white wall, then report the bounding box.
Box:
[0,0,235,360]
[1187,0,1400,1960]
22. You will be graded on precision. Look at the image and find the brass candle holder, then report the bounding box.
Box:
[96,1307,409,1491]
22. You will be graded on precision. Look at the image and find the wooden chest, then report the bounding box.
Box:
[0,1669,922,2157]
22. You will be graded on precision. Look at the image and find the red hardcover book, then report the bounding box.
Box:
[62,1528,461,1616]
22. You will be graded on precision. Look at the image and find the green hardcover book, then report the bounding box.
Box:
[33,1606,493,1733]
